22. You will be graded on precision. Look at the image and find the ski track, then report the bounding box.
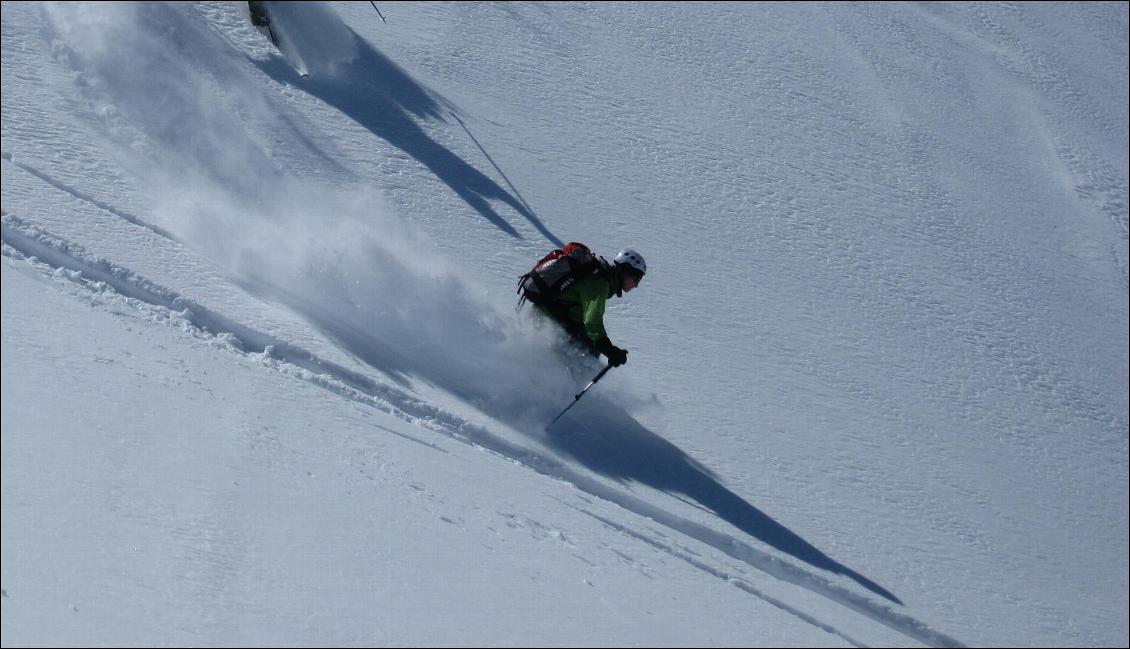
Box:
[0,211,963,648]
[1,151,179,243]
[569,506,869,649]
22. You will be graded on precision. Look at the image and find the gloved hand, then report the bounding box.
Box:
[596,337,628,367]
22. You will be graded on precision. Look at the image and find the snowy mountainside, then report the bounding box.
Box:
[3,2,1127,646]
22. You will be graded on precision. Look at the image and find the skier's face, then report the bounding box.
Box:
[621,272,641,293]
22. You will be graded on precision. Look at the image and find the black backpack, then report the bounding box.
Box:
[517,242,605,307]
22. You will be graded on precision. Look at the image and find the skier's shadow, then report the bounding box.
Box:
[546,396,902,605]
[254,31,562,246]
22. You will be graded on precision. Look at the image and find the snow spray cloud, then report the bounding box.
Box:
[256,1,360,79]
[42,1,582,427]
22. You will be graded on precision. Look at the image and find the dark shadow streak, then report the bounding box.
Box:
[254,32,562,245]
[548,396,903,605]
[449,111,561,246]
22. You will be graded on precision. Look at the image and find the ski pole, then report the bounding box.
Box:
[370,1,387,23]
[547,364,613,429]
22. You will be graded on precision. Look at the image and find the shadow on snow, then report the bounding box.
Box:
[547,396,903,605]
[254,31,562,247]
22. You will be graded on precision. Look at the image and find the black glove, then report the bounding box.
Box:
[596,337,628,367]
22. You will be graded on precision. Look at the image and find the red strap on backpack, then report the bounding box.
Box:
[534,242,591,269]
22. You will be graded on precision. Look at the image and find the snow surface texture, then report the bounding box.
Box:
[2,2,1127,646]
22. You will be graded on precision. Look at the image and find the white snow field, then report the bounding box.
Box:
[2,2,1127,646]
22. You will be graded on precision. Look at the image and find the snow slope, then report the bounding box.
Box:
[3,2,1127,646]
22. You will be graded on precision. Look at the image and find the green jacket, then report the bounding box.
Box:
[542,268,621,345]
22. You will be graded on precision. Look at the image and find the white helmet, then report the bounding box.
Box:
[614,248,646,277]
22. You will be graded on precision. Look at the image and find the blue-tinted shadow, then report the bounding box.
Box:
[548,396,903,605]
[254,31,562,245]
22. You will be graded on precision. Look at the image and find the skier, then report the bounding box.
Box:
[521,247,647,367]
